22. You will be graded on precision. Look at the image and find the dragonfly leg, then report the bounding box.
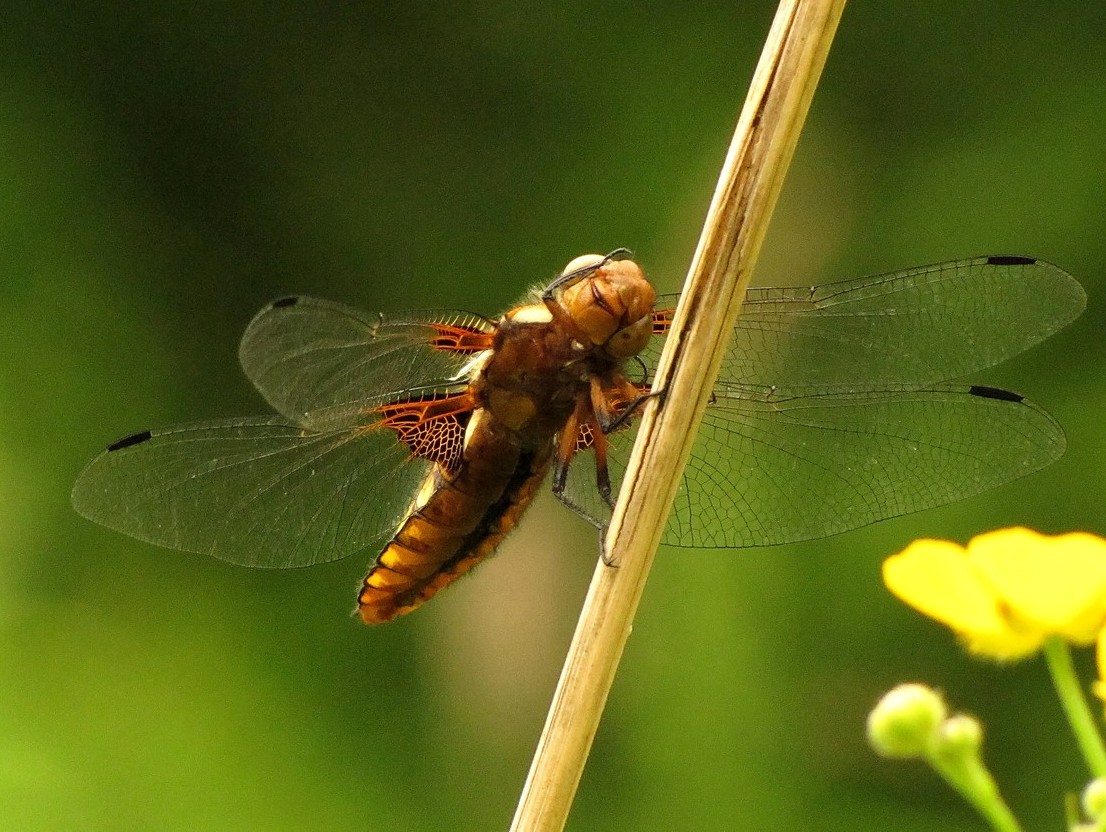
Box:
[554,392,615,509]
[542,291,581,333]
[591,423,614,509]
[606,388,665,433]
[598,524,620,568]
[591,375,666,434]
[551,396,587,498]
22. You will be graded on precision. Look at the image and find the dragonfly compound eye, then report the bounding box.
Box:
[561,258,656,351]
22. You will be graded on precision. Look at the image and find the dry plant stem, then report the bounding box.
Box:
[510,2,848,830]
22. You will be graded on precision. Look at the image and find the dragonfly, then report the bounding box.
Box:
[71,251,1086,623]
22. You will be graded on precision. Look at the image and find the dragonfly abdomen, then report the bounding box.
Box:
[357,412,553,624]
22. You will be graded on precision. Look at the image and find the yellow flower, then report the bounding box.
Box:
[883,528,1106,660]
[1095,632,1106,707]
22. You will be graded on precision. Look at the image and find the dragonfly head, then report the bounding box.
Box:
[558,253,656,359]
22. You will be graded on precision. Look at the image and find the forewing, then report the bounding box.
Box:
[648,257,1085,394]
[239,296,494,430]
[558,385,1066,547]
[71,417,431,567]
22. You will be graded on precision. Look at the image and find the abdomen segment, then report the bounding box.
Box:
[358,442,551,624]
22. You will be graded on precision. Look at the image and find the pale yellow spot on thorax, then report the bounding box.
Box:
[507,304,553,324]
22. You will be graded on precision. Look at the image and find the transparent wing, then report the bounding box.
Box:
[71,417,431,567]
[648,256,1086,394]
[560,385,1066,547]
[561,256,1081,544]
[239,296,494,431]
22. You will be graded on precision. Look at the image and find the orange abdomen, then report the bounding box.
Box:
[358,425,552,624]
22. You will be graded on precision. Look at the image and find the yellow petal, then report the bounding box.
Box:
[1097,627,1106,705]
[884,539,1018,635]
[961,625,1046,660]
[969,528,1106,644]
[883,538,1044,659]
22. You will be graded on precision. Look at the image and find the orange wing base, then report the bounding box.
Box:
[374,392,478,474]
[428,323,494,353]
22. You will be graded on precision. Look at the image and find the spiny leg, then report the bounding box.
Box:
[588,410,621,566]
[589,375,666,434]
[552,392,616,569]
[590,417,614,509]
[558,387,615,510]
[551,395,587,499]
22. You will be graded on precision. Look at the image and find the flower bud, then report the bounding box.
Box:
[867,683,947,758]
[934,714,984,759]
[1083,778,1106,821]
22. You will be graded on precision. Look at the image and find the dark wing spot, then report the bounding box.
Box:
[107,430,153,451]
[271,296,300,309]
[986,255,1036,266]
[969,385,1023,403]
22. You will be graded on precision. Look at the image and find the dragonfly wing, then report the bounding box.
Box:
[71,417,430,567]
[649,256,1085,392]
[557,385,1065,547]
[239,296,495,430]
[672,384,1064,547]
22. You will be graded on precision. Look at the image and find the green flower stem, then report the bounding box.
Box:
[928,741,1023,832]
[1043,636,1106,778]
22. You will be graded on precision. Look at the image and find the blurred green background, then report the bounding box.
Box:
[3,2,1104,830]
